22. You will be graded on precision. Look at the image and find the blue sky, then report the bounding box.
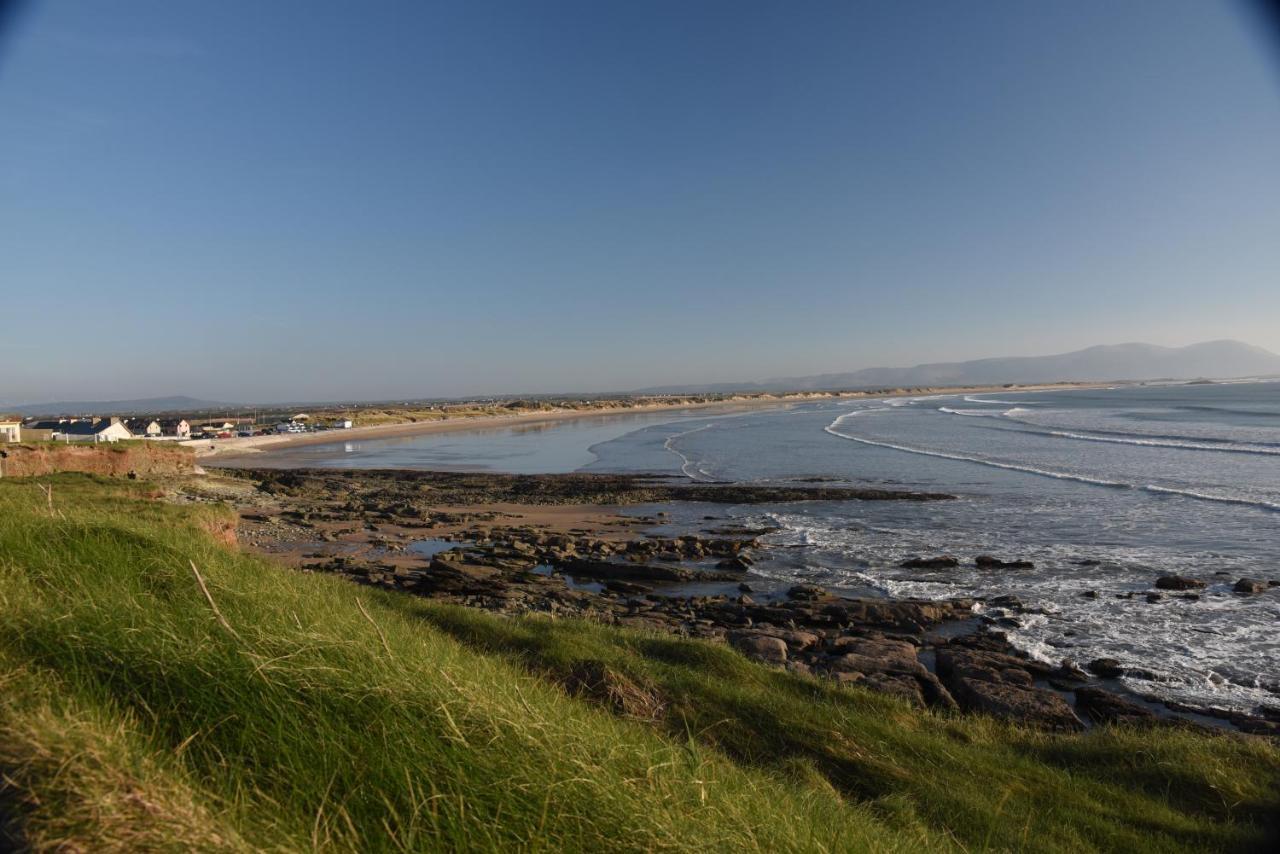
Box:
[2,0,1279,403]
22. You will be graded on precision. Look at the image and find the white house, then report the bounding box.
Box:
[0,420,21,443]
[134,419,163,438]
[63,419,133,443]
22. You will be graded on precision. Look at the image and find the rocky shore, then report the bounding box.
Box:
[206,467,1276,736]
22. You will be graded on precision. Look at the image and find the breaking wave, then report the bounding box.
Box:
[824,413,1280,512]
[663,423,717,481]
[1046,429,1280,456]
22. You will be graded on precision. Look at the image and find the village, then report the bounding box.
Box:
[0,413,354,445]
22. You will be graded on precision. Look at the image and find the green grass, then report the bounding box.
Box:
[0,474,1276,852]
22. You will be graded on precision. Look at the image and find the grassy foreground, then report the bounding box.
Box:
[0,475,1276,852]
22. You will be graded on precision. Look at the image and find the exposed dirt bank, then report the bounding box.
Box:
[0,443,196,479]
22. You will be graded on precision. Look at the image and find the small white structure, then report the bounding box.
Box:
[63,418,133,443]
[337,419,353,429]
[0,420,20,442]
[200,422,234,434]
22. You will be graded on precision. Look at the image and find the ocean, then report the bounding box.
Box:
[239,381,1280,715]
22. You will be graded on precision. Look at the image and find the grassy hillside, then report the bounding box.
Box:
[0,475,1276,851]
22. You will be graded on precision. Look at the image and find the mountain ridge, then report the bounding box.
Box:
[11,341,1280,413]
[635,340,1280,394]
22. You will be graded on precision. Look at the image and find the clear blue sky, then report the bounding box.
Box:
[3,0,1279,404]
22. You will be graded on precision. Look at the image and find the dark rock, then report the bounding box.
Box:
[1233,578,1268,595]
[862,672,927,707]
[946,675,1084,730]
[786,584,827,601]
[1056,660,1090,681]
[1155,575,1205,591]
[828,636,924,675]
[900,556,959,570]
[770,629,822,651]
[975,555,1035,570]
[1080,590,1099,599]
[1087,658,1125,678]
[1074,687,1158,727]
[732,634,788,665]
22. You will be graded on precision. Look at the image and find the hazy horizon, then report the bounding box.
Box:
[4,1,1280,403]
[4,338,1278,408]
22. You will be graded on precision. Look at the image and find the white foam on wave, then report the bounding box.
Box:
[1047,429,1280,456]
[1143,484,1280,511]
[964,395,1027,406]
[748,508,1280,714]
[825,413,1129,487]
[663,423,717,482]
[937,406,995,417]
[824,413,1280,512]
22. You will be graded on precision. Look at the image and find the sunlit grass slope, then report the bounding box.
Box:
[0,474,1275,852]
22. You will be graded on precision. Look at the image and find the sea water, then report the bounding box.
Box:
[245,381,1280,714]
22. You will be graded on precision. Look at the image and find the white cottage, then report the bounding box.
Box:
[63,419,134,443]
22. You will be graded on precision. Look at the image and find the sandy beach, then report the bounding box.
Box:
[190,382,1102,460]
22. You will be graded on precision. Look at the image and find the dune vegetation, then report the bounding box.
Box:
[0,474,1276,851]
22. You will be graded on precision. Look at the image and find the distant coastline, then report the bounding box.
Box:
[193,381,1104,460]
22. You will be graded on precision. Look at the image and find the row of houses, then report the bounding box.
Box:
[1,414,356,444]
[0,417,193,444]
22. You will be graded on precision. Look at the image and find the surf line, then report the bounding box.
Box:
[663,423,717,481]
[1045,430,1280,457]
[823,414,1280,511]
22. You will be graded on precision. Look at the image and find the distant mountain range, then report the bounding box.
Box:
[7,395,234,417]
[11,341,1280,414]
[635,340,1280,394]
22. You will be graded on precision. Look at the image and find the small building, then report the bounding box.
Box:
[160,419,191,439]
[133,419,163,438]
[62,419,134,443]
[337,419,353,429]
[0,420,21,443]
[199,422,234,434]
[134,418,190,439]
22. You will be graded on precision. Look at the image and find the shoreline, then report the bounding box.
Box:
[191,381,1104,460]
[191,465,1275,735]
